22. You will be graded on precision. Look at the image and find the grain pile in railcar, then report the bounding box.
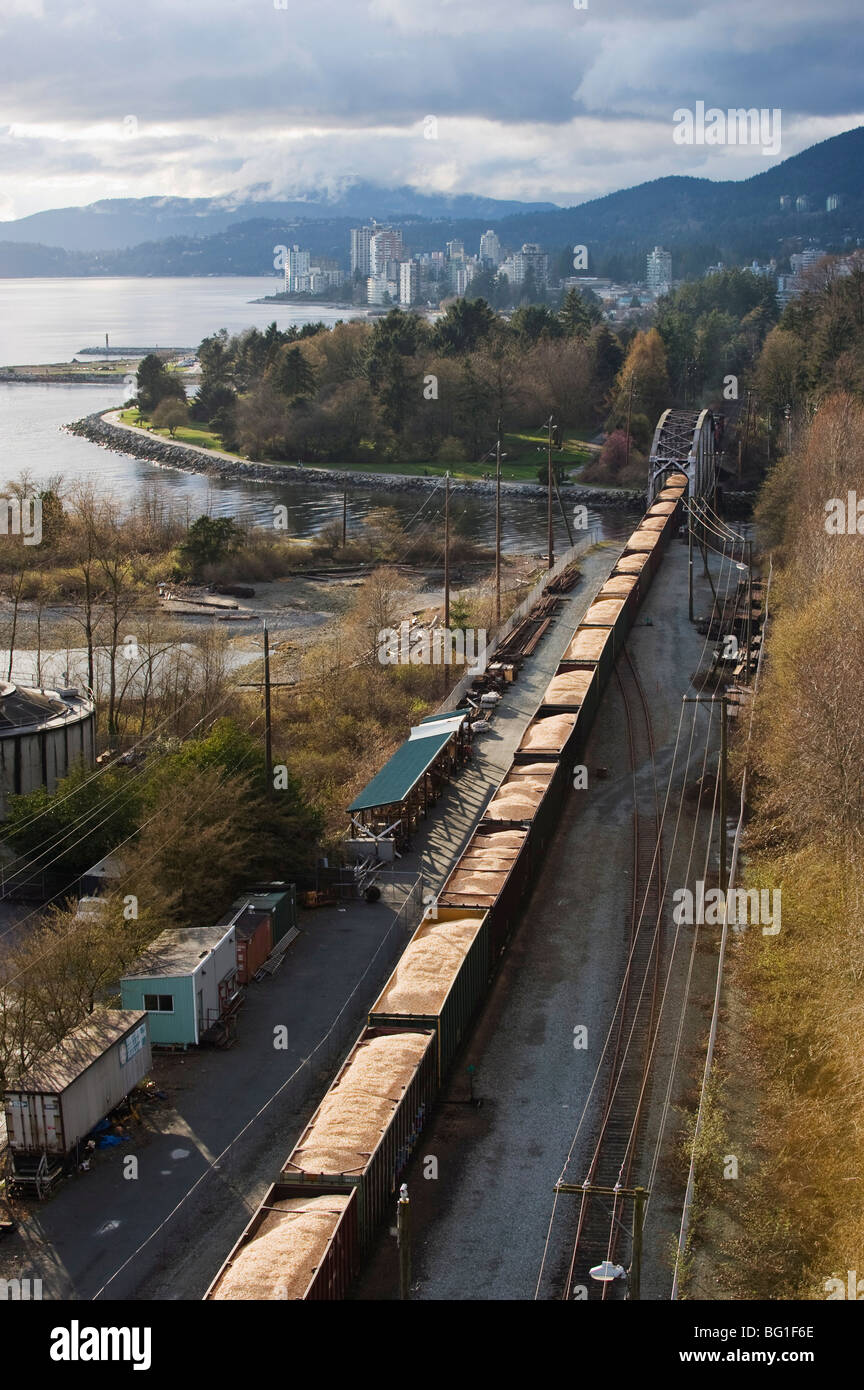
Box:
[584,598,626,625]
[626,527,662,547]
[458,828,526,870]
[638,515,668,531]
[598,575,639,599]
[507,762,556,783]
[372,915,484,1015]
[544,668,594,707]
[647,500,678,515]
[562,627,609,661]
[485,779,548,819]
[289,1032,430,1176]
[210,1194,351,1300]
[441,866,510,902]
[519,712,578,754]
[612,555,648,577]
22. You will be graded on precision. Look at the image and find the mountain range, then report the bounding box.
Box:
[0,184,558,254]
[0,128,861,280]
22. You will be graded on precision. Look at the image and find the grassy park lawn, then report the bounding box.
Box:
[118,409,233,453]
[116,412,610,484]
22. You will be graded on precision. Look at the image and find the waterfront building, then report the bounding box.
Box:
[790,247,824,274]
[367,273,398,305]
[513,242,548,287]
[646,245,672,294]
[350,224,376,276]
[284,244,311,293]
[369,228,404,276]
[449,262,471,295]
[399,260,420,306]
[479,229,502,266]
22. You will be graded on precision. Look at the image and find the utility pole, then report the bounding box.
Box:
[495,418,502,627]
[341,486,347,547]
[720,693,728,892]
[766,408,772,463]
[443,470,450,630]
[745,538,753,678]
[630,1185,646,1302]
[687,502,694,624]
[397,1184,411,1300]
[740,388,753,481]
[546,415,555,569]
[263,622,273,798]
[554,1182,650,1300]
[624,373,635,478]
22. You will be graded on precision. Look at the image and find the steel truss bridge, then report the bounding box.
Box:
[648,408,716,502]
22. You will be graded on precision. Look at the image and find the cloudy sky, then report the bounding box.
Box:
[0,0,861,220]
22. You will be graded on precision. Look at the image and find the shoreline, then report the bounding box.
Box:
[64,410,758,511]
[64,410,651,504]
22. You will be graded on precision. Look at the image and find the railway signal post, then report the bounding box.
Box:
[397,1183,411,1300]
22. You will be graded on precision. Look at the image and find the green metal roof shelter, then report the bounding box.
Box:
[347,710,470,846]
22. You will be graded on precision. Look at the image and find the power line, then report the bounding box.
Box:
[535,518,743,1295]
[670,559,773,1298]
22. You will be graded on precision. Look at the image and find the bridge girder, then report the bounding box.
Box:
[648,407,716,501]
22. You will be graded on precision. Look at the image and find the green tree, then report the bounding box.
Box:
[754,327,808,412]
[270,344,316,400]
[433,298,497,355]
[177,515,242,577]
[4,760,143,876]
[558,287,593,339]
[136,354,186,414]
[510,303,563,345]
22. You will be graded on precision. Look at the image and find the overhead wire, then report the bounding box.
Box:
[535,491,745,1296]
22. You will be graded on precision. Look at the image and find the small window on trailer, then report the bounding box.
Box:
[143,994,174,1012]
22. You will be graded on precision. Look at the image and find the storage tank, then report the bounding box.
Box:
[0,681,96,819]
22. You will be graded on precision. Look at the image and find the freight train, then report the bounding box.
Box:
[204,474,689,1302]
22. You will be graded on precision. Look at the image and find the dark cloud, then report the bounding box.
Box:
[0,0,860,215]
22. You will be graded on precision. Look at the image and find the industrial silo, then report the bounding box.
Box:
[0,681,96,819]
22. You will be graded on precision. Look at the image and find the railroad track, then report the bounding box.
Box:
[562,646,664,1300]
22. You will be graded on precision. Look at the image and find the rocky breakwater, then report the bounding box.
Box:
[65,410,663,509]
